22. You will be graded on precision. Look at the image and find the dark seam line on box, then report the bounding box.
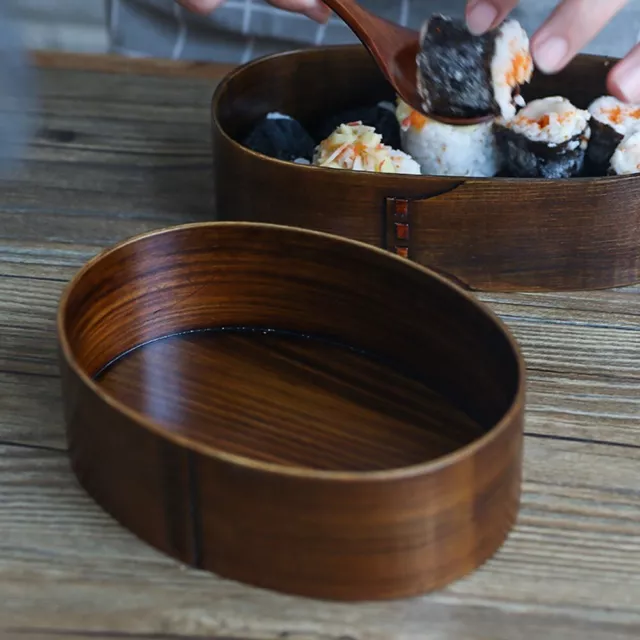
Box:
[187,449,203,569]
[380,198,389,251]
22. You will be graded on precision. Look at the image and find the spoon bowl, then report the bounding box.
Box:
[322,0,495,126]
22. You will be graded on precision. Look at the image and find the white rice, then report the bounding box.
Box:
[396,100,500,177]
[491,20,534,120]
[389,148,423,175]
[589,95,640,137]
[500,96,591,148]
[313,121,421,175]
[610,130,640,175]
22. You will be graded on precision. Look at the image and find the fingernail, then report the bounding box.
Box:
[302,0,330,23]
[466,1,498,36]
[612,60,640,102]
[304,8,329,22]
[534,36,569,73]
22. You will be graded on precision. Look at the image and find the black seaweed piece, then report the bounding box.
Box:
[494,124,588,179]
[242,115,316,162]
[585,118,623,177]
[417,15,499,119]
[311,104,402,150]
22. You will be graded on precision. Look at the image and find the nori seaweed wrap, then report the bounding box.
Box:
[242,112,316,162]
[494,97,591,179]
[416,15,532,120]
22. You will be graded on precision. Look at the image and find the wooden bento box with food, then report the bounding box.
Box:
[212,15,640,292]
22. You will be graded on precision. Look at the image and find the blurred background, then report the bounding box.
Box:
[7,0,640,58]
[8,0,108,54]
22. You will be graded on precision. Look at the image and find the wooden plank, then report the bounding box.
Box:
[1,443,640,639]
[0,242,99,280]
[0,53,638,636]
[1,66,218,229]
[31,50,237,80]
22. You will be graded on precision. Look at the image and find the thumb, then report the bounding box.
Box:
[177,0,227,15]
[465,0,519,35]
[268,0,331,23]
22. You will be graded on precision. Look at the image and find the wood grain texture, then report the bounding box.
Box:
[0,51,639,637]
[97,331,485,470]
[58,221,524,600]
[30,50,237,79]
[212,46,640,292]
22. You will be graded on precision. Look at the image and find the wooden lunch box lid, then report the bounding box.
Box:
[211,45,640,293]
[58,222,526,601]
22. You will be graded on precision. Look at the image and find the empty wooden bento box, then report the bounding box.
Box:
[58,222,525,601]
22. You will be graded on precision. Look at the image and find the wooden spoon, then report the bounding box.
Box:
[321,0,495,126]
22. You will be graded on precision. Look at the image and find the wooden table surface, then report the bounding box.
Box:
[1,51,639,640]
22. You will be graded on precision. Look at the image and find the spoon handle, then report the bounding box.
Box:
[321,0,415,54]
[320,0,427,118]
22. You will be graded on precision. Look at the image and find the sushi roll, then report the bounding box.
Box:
[609,131,640,176]
[396,99,500,177]
[313,121,421,175]
[416,15,533,120]
[587,96,640,175]
[494,96,591,178]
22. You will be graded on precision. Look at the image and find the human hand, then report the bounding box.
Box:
[177,0,330,23]
[465,0,639,103]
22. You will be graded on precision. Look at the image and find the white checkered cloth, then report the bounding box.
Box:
[107,0,640,63]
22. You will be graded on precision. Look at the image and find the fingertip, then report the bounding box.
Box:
[177,0,222,15]
[466,1,498,36]
[607,47,640,103]
[530,36,570,75]
[606,69,625,102]
[304,2,331,23]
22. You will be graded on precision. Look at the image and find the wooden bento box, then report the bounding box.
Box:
[211,45,640,292]
[58,222,525,602]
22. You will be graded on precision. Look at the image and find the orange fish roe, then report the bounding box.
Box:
[537,114,551,129]
[402,110,429,131]
[518,110,574,129]
[505,51,533,87]
[604,105,624,125]
[557,111,573,124]
[631,108,640,119]
[519,114,551,128]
